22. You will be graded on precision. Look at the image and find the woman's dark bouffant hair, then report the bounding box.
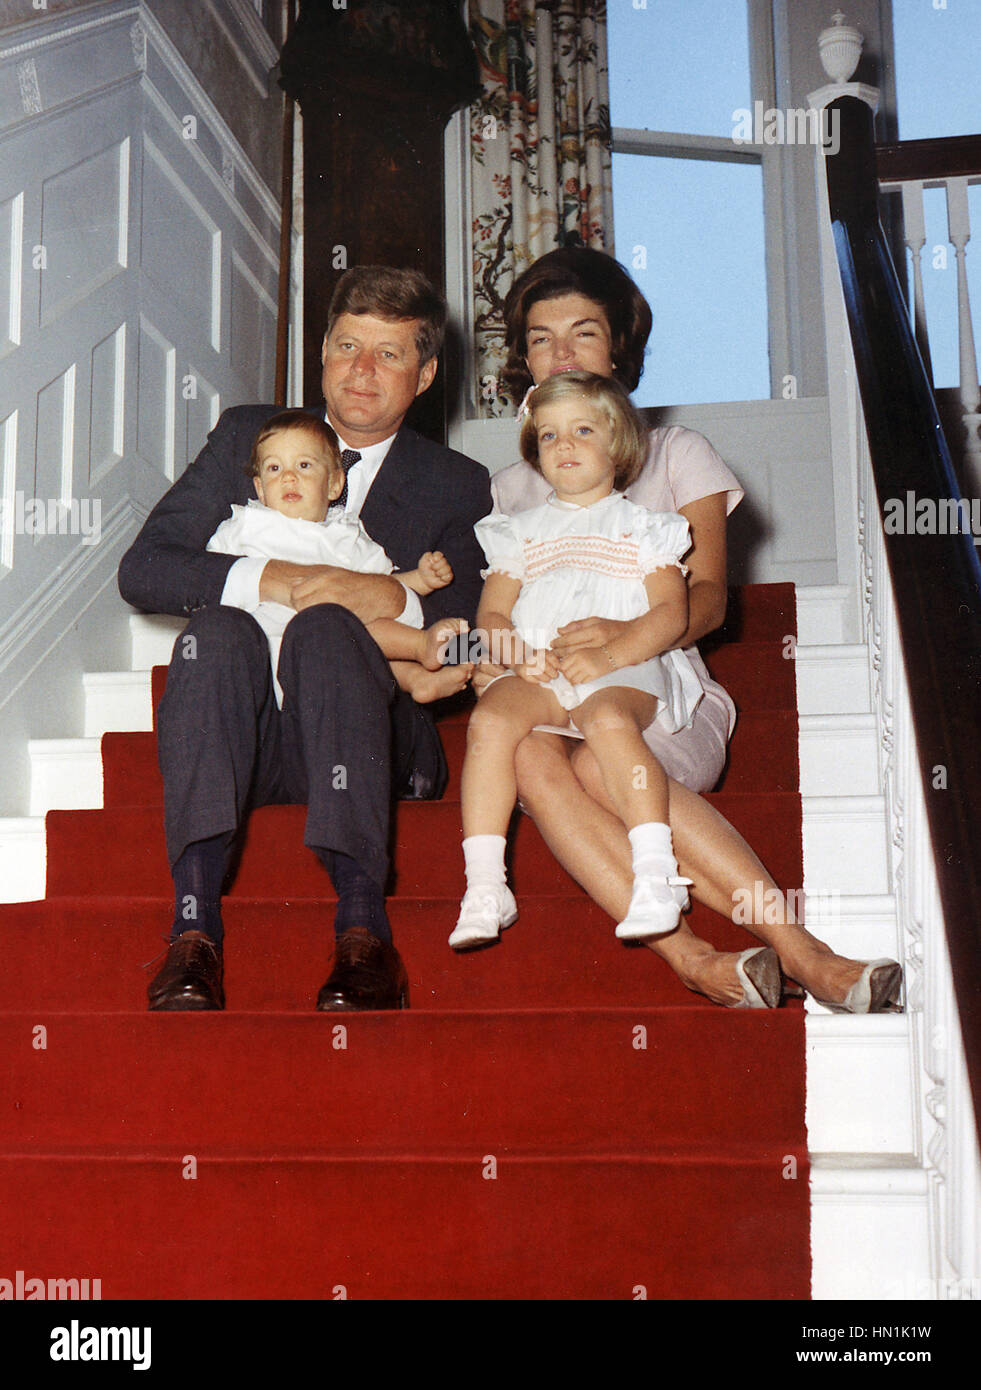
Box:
[501,247,653,403]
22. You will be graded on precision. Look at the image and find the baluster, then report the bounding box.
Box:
[900,181,933,382]
[945,177,981,489]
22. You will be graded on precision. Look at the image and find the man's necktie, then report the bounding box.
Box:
[335,449,362,511]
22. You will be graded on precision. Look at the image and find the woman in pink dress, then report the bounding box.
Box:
[478,247,901,1013]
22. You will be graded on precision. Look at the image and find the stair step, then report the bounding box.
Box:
[809,1155,931,1301]
[82,671,153,737]
[710,580,797,644]
[27,738,103,816]
[797,713,880,796]
[0,1009,805,1156]
[100,709,801,808]
[142,646,797,736]
[801,796,890,895]
[44,794,804,899]
[0,897,770,1013]
[128,612,186,670]
[0,1151,810,1300]
[793,584,852,646]
[805,1015,914,1153]
[795,644,871,715]
[0,818,45,903]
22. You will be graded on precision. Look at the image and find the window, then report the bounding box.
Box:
[607,0,771,406]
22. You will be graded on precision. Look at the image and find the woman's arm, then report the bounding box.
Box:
[674,491,728,646]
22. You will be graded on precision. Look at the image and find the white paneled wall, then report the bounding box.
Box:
[0,1,281,814]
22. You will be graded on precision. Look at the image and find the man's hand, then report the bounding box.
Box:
[260,559,406,625]
[557,645,614,685]
[550,616,629,655]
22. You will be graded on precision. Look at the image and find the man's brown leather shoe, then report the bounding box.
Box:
[316,928,409,1011]
[148,931,224,1011]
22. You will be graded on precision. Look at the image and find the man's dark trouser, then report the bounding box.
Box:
[156,604,447,889]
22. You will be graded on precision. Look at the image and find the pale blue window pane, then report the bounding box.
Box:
[893,2,981,140]
[612,154,770,406]
[607,0,751,136]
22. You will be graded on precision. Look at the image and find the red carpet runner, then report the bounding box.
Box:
[0,583,809,1299]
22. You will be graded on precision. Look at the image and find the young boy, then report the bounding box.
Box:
[207,409,473,705]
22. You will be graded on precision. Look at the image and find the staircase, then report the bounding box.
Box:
[0,585,815,1299]
[794,586,927,1299]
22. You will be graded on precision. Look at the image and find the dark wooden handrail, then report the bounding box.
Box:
[876,132,981,185]
[825,97,981,1144]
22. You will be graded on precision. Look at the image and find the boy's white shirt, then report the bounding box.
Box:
[218,422,424,628]
[209,499,422,707]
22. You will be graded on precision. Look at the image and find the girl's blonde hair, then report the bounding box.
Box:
[519,371,648,491]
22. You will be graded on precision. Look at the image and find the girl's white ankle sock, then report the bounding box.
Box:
[462,834,508,890]
[627,821,677,877]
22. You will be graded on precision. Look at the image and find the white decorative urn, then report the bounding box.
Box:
[818,10,864,85]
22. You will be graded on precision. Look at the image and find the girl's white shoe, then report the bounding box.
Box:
[449,885,518,950]
[615,872,693,940]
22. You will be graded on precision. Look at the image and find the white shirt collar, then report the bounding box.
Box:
[545,488,623,512]
[324,413,398,517]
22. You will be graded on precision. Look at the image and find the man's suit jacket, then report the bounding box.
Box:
[117,404,493,628]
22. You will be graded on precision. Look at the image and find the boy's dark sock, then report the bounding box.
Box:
[170,834,229,947]
[317,849,392,945]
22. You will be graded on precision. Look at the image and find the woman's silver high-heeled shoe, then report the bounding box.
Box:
[730,946,782,1010]
[812,958,903,1014]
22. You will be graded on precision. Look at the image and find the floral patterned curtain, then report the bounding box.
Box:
[469,0,613,417]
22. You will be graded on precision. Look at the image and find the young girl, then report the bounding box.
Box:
[451,371,705,950]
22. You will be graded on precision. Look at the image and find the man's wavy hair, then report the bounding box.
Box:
[501,248,653,403]
[326,265,447,365]
[519,371,649,492]
[247,409,340,478]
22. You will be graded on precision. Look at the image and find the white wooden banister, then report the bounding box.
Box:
[878,164,981,496]
[898,180,933,381]
[946,177,981,477]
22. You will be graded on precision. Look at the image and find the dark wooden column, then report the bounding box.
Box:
[279,0,480,442]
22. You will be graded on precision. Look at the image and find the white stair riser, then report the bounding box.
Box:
[128,613,186,671]
[794,585,853,646]
[796,645,872,715]
[28,740,103,817]
[802,797,891,895]
[83,673,153,738]
[0,821,45,902]
[799,715,880,796]
[809,1188,932,1300]
[806,1019,915,1152]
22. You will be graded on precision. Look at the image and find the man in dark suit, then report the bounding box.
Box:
[118,266,492,1012]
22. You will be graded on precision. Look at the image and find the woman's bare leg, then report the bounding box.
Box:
[565,740,877,1004]
[513,732,752,1005]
